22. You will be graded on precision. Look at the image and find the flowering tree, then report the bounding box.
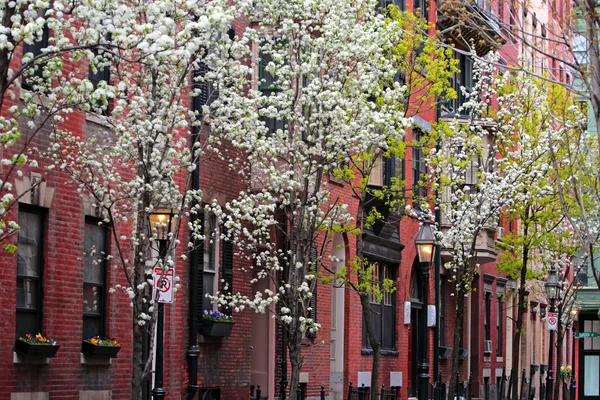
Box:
[488,75,585,399]
[323,6,457,397]
[19,0,238,398]
[428,58,554,400]
[203,0,410,398]
[0,0,122,248]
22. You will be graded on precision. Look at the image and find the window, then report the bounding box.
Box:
[379,0,405,12]
[259,49,286,135]
[88,47,111,115]
[498,0,504,20]
[484,292,492,341]
[413,0,428,18]
[496,294,503,356]
[203,213,219,312]
[368,154,403,188]
[362,263,397,351]
[412,130,427,201]
[22,24,50,91]
[83,220,108,339]
[16,208,44,338]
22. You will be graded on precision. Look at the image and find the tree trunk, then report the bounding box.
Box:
[288,325,303,400]
[132,322,145,400]
[511,216,530,400]
[132,192,152,399]
[447,276,466,400]
[360,292,381,400]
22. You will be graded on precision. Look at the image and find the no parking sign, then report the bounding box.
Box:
[153,267,174,304]
[547,312,558,331]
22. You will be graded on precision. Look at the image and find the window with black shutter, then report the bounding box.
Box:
[202,213,219,312]
[259,48,286,136]
[83,220,108,339]
[16,208,44,339]
[412,129,426,202]
[21,25,50,91]
[362,262,397,351]
[88,42,111,115]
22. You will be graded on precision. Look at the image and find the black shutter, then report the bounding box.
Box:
[221,229,234,315]
[195,210,205,323]
[305,246,318,339]
[309,246,318,323]
[193,64,209,113]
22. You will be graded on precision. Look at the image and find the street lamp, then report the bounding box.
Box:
[545,266,561,400]
[415,219,436,400]
[149,208,175,400]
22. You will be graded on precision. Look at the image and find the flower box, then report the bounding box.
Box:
[200,320,234,337]
[15,339,60,357]
[82,341,121,358]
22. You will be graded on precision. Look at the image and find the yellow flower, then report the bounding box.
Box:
[36,333,46,343]
[91,338,98,345]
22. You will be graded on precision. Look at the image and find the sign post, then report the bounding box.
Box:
[153,267,175,304]
[547,312,558,331]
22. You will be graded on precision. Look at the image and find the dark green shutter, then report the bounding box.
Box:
[195,210,205,323]
[221,230,234,315]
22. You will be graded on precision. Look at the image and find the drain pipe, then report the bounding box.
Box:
[186,120,201,400]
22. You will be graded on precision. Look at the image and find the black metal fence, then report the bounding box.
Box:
[432,372,472,400]
[347,382,398,400]
[250,368,577,400]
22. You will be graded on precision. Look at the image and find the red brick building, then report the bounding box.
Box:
[0,1,577,400]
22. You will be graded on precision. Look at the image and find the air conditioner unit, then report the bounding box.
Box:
[497,227,504,239]
[484,340,493,354]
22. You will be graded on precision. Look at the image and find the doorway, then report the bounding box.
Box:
[330,234,346,400]
[409,260,424,398]
[251,275,276,400]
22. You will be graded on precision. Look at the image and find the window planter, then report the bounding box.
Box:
[81,341,121,358]
[15,339,60,358]
[200,320,234,337]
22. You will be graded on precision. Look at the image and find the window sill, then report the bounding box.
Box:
[86,112,111,127]
[13,352,50,365]
[496,356,503,362]
[80,353,112,366]
[361,349,399,357]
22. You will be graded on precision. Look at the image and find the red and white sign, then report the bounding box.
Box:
[547,312,558,331]
[153,267,174,304]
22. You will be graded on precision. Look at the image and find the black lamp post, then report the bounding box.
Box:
[149,208,175,400]
[545,266,560,400]
[415,219,436,400]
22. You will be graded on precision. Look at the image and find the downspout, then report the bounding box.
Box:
[186,123,200,400]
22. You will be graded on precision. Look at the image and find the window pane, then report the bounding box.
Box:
[16,278,38,309]
[17,212,42,277]
[83,316,101,339]
[16,209,43,337]
[204,215,216,272]
[84,223,106,284]
[16,312,38,338]
[584,355,599,396]
[83,285,102,314]
[203,272,215,311]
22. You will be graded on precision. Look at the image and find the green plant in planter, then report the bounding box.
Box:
[200,310,234,337]
[82,336,121,357]
[19,333,57,345]
[16,333,60,357]
[202,310,233,322]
